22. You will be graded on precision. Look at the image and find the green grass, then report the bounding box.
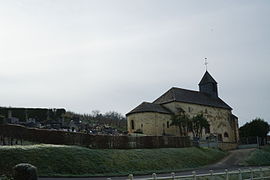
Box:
[245,145,270,166]
[0,145,227,177]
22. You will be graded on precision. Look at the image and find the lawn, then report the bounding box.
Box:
[0,144,227,177]
[245,145,270,166]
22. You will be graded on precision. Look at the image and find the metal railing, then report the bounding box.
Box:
[107,167,270,180]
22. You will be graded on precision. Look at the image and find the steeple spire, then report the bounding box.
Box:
[199,71,218,98]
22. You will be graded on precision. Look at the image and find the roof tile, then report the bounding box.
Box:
[153,87,232,110]
[126,102,172,116]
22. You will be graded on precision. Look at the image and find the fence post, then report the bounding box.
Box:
[152,173,157,180]
[260,167,263,179]
[238,169,242,180]
[225,169,229,180]
[250,168,254,180]
[171,172,175,179]
[128,174,133,180]
[192,171,196,180]
[209,170,214,180]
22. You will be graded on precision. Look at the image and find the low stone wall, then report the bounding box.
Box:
[218,142,238,151]
[0,124,191,149]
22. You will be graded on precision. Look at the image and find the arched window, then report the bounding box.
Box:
[205,126,210,134]
[162,123,165,135]
[224,132,229,138]
[218,134,223,141]
[131,120,135,130]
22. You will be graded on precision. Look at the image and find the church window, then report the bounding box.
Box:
[205,126,210,134]
[162,123,165,135]
[224,132,229,138]
[167,121,170,128]
[131,120,135,130]
[218,134,223,142]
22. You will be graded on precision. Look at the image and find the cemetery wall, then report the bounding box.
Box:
[0,124,191,149]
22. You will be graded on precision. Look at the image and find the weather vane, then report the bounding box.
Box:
[204,57,208,71]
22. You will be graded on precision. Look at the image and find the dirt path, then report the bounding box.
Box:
[206,148,255,169]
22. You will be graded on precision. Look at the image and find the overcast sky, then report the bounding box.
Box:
[0,0,269,126]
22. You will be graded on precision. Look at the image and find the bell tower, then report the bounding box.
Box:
[199,71,218,98]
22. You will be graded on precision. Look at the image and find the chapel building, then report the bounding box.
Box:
[126,71,239,143]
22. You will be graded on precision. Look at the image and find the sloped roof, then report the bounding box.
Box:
[126,102,172,116]
[199,71,217,85]
[231,114,238,119]
[153,87,232,110]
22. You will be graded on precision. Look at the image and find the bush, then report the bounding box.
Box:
[0,175,13,180]
[13,164,37,180]
[0,115,5,125]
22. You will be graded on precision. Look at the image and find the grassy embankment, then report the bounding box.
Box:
[245,145,270,166]
[0,144,227,177]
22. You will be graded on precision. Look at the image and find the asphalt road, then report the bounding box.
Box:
[40,148,256,180]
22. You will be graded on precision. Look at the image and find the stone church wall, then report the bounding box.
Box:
[127,102,238,143]
[127,112,180,136]
[163,102,238,143]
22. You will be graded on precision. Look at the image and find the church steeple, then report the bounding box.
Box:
[199,71,218,98]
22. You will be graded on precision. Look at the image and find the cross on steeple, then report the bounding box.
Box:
[204,57,208,71]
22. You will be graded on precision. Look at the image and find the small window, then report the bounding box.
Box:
[131,120,135,130]
[224,132,229,138]
[218,134,223,141]
[167,121,170,128]
[205,109,208,113]
[141,124,143,128]
[205,126,210,134]
[188,107,191,112]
